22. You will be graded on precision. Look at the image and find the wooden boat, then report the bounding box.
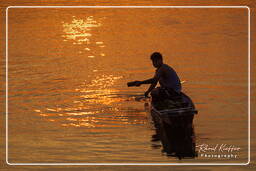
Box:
[151,92,198,127]
[150,92,198,159]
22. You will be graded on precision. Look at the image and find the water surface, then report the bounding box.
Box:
[5,7,249,164]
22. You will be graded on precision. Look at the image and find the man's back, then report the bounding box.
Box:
[156,64,181,92]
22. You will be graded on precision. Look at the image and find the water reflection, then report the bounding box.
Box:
[77,74,123,105]
[151,116,197,159]
[33,14,150,132]
[61,16,105,58]
[62,16,101,44]
[35,74,148,128]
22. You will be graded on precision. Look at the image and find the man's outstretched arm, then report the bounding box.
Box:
[143,68,163,96]
[144,81,157,97]
[140,78,155,85]
[127,77,158,97]
[128,78,156,87]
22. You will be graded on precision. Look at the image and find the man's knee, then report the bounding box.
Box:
[151,88,160,97]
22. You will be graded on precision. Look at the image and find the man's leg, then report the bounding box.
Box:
[150,87,161,103]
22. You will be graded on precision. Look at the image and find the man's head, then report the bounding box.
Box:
[150,52,163,68]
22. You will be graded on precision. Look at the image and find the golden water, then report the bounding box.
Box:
[3,7,250,164]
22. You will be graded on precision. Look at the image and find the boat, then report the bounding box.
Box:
[151,92,198,127]
[150,92,198,159]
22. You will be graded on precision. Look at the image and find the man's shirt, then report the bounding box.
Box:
[154,64,182,93]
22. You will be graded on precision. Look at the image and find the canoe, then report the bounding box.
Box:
[151,92,198,127]
[150,92,198,159]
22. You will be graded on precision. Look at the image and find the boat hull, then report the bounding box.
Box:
[151,92,197,127]
[150,92,198,159]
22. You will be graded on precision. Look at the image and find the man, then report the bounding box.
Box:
[128,52,182,102]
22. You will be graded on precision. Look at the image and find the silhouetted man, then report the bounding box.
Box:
[128,52,182,102]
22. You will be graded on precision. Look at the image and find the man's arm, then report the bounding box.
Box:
[140,78,155,84]
[144,81,157,97]
[127,67,163,97]
[129,77,156,87]
[144,67,164,96]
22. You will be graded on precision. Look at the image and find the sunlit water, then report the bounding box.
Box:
[5,7,250,164]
